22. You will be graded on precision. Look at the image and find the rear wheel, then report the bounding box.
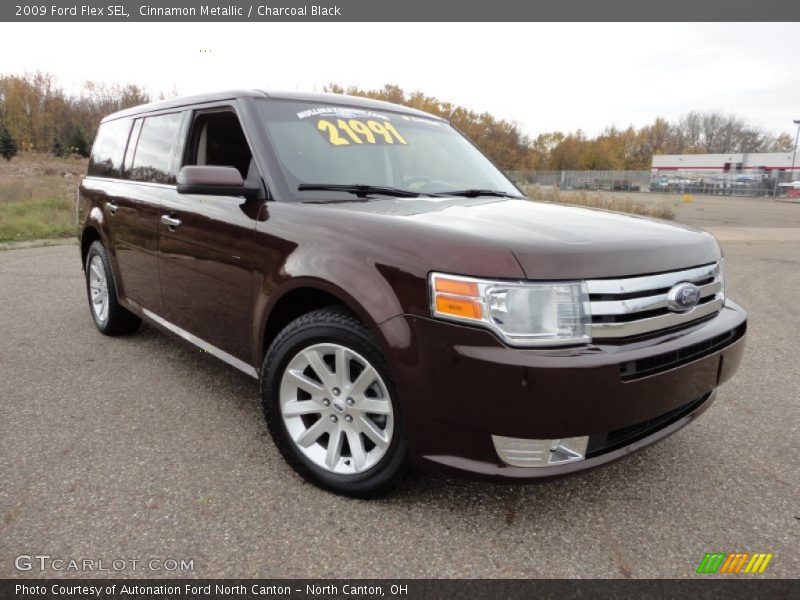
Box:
[84,241,141,336]
[261,307,407,497]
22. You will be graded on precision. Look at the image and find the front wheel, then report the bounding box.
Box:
[261,307,407,497]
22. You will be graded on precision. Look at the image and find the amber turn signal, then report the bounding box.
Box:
[434,277,479,297]
[435,295,483,319]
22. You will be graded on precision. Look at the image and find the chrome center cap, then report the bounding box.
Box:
[331,399,346,413]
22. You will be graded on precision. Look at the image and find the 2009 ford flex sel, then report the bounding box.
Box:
[77,90,746,496]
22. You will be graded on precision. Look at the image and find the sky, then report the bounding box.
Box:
[1,22,799,138]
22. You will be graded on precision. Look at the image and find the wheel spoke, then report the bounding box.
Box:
[334,345,348,383]
[325,429,344,470]
[346,429,367,471]
[90,262,104,280]
[349,364,378,396]
[303,348,336,390]
[284,370,325,396]
[357,414,389,448]
[357,397,392,415]
[282,399,322,417]
[296,418,329,448]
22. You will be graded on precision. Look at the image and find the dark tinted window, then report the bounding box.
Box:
[122,119,143,176]
[87,119,132,178]
[131,113,182,184]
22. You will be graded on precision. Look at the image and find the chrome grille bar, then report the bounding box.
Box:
[586,262,719,296]
[588,262,723,339]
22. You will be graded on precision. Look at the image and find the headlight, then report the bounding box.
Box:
[429,272,591,346]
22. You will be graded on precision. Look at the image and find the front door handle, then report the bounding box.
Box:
[161,215,182,229]
[107,202,119,215]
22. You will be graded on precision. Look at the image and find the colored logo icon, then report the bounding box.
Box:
[696,552,774,574]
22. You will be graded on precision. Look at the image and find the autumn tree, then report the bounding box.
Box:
[0,72,152,154]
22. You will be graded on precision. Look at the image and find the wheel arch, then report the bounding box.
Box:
[80,225,103,268]
[257,279,388,364]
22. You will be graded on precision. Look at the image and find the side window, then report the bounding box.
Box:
[184,111,254,180]
[130,113,182,184]
[121,118,143,178]
[87,118,132,178]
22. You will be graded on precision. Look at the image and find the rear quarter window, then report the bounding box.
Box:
[130,112,183,184]
[87,119,133,178]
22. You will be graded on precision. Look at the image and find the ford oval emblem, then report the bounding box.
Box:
[667,282,701,312]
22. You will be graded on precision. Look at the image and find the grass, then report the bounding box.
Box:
[521,184,675,220]
[0,198,76,242]
[0,152,87,242]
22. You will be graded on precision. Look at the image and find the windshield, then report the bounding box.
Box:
[257,100,521,198]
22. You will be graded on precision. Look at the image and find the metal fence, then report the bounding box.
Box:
[505,169,800,198]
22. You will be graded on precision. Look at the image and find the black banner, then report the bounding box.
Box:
[2,579,799,600]
[3,0,800,22]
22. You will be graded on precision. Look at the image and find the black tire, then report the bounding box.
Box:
[84,241,141,336]
[261,306,407,498]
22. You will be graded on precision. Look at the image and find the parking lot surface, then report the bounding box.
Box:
[0,194,798,578]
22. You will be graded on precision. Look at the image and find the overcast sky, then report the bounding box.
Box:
[2,22,798,138]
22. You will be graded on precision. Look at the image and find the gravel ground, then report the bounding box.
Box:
[0,201,798,578]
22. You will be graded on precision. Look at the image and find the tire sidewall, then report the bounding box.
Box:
[85,242,114,333]
[263,318,407,496]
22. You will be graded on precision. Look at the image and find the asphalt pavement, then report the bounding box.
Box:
[0,197,798,578]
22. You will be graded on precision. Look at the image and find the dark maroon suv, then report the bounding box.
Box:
[77,90,746,496]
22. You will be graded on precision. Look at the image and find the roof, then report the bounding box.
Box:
[102,89,443,123]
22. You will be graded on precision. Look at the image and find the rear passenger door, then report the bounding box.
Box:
[157,105,265,364]
[110,112,184,313]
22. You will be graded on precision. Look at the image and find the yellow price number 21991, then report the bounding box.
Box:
[316,118,409,146]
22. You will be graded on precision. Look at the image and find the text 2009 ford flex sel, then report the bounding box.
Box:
[77,90,746,496]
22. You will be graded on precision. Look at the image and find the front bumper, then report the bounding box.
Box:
[377,301,746,480]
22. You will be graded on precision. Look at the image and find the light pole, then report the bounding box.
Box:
[792,119,800,180]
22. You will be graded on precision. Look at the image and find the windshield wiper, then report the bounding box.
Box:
[298,183,422,198]
[433,189,523,198]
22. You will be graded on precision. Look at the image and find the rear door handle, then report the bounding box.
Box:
[161,215,182,229]
[107,202,119,215]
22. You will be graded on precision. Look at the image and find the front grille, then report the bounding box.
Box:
[585,392,712,457]
[587,262,724,340]
[619,322,746,381]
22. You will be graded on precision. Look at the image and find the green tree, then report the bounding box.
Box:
[68,127,90,157]
[0,123,18,161]
[52,136,64,157]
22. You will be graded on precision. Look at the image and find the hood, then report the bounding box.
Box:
[401,198,720,279]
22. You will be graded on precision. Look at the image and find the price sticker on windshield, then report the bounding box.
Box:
[314,117,409,147]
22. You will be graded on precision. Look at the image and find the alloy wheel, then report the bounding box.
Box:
[88,255,109,324]
[279,343,394,475]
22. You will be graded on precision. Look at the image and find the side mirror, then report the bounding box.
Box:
[177,166,260,199]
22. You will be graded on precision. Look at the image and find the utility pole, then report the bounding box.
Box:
[792,119,800,180]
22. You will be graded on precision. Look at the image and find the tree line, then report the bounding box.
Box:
[0,72,150,161]
[329,84,795,171]
[0,73,793,170]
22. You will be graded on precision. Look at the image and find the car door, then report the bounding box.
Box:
[157,105,265,363]
[100,115,176,313]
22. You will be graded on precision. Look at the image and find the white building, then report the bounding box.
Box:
[652,152,797,174]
